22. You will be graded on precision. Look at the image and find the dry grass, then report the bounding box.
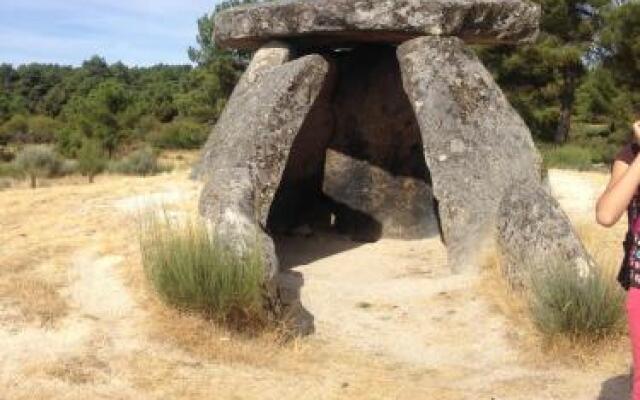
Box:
[480,249,628,367]
[0,164,634,399]
[40,354,110,385]
[158,149,200,171]
[479,215,631,366]
[0,276,68,326]
[479,250,540,347]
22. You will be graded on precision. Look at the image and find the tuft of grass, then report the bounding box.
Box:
[139,212,266,329]
[527,258,625,342]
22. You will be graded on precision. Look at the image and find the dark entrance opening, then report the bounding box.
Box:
[267,44,443,247]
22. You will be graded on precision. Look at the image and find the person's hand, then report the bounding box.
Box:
[634,120,640,144]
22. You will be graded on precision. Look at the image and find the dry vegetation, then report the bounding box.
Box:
[0,160,636,399]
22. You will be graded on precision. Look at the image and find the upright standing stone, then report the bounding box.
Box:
[398,36,543,270]
[496,182,596,287]
[198,46,330,285]
[194,41,292,179]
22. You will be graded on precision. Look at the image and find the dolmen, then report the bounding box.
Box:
[196,0,596,326]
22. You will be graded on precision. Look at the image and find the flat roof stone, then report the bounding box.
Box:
[213,0,541,50]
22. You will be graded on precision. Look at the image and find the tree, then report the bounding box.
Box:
[479,0,609,143]
[0,114,34,144]
[13,145,61,188]
[600,1,640,89]
[188,0,262,68]
[82,56,110,79]
[77,139,106,183]
[62,79,131,157]
[27,115,61,143]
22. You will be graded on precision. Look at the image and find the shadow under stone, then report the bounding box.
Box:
[598,373,631,400]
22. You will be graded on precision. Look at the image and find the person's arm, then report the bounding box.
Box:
[596,121,640,227]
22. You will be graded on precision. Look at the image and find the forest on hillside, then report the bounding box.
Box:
[1,0,640,170]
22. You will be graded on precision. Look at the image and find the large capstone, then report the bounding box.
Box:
[214,0,541,50]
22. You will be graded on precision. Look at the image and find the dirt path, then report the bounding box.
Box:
[0,168,633,399]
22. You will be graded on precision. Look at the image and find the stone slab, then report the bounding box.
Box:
[214,0,540,50]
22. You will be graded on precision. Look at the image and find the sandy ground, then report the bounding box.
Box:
[0,165,635,399]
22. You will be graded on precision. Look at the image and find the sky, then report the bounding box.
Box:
[0,0,219,67]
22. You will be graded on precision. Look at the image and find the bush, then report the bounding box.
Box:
[108,146,167,176]
[27,115,61,143]
[139,213,265,326]
[77,139,106,183]
[13,145,62,188]
[0,147,14,162]
[0,114,28,142]
[527,259,625,341]
[55,127,84,158]
[0,115,61,144]
[147,119,208,149]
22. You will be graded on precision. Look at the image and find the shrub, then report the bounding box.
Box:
[77,139,106,183]
[0,147,14,162]
[134,115,161,141]
[0,114,28,142]
[0,115,61,144]
[139,213,265,326]
[13,145,62,188]
[27,115,61,143]
[55,127,84,158]
[147,119,208,149]
[527,259,625,341]
[58,159,78,176]
[109,146,167,176]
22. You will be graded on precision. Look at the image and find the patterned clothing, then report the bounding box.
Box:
[615,142,640,290]
[615,142,640,400]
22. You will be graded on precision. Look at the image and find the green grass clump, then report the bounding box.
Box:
[539,144,594,171]
[527,259,625,341]
[139,213,266,327]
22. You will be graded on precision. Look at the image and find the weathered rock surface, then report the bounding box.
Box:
[398,36,543,270]
[324,45,440,240]
[198,45,330,284]
[324,149,439,240]
[193,41,292,180]
[267,54,338,235]
[496,182,596,286]
[214,0,541,50]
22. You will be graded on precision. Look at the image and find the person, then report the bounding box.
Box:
[596,120,640,400]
